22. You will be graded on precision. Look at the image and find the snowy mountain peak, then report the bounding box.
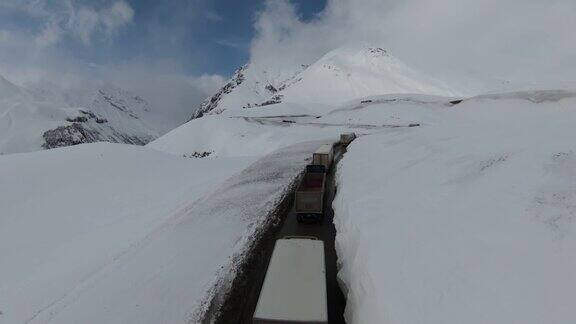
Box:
[0,74,163,154]
[320,45,390,60]
[190,65,248,119]
[41,86,160,150]
[91,84,152,120]
[278,45,459,107]
[190,45,459,118]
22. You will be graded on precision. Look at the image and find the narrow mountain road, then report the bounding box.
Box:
[214,144,347,324]
[237,115,419,130]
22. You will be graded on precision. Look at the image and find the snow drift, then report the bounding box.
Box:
[0,139,325,323]
[0,143,251,323]
[333,91,576,324]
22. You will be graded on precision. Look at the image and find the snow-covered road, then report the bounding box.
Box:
[215,143,347,324]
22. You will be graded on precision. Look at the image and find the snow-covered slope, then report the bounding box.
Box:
[0,75,161,154]
[191,46,459,118]
[190,63,305,119]
[16,142,321,324]
[0,143,254,323]
[331,91,576,324]
[277,47,457,107]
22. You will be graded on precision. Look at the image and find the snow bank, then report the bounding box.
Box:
[333,94,576,323]
[0,143,251,323]
[23,141,322,323]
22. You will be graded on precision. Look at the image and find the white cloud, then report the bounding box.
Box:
[70,7,100,45]
[101,1,135,37]
[215,39,244,49]
[0,47,225,127]
[0,0,226,126]
[250,0,576,93]
[18,0,135,47]
[205,11,223,22]
[36,23,60,46]
[0,1,224,125]
[95,59,226,123]
[0,30,12,43]
[189,74,227,94]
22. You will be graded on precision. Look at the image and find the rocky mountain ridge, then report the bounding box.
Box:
[0,75,160,154]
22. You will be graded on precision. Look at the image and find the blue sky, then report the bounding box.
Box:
[121,0,326,75]
[137,0,326,75]
[0,0,326,77]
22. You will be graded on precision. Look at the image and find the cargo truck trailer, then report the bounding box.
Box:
[339,132,356,146]
[295,171,326,223]
[253,237,327,324]
[311,144,334,173]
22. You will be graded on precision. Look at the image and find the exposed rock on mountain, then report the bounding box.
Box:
[42,109,153,149]
[190,65,248,119]
[0,75,160,154]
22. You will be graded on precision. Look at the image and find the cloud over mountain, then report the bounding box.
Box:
[251,0,576,93]
[0,1,225,124]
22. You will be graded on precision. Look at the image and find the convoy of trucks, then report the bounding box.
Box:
[252,133,355,323]
[296,137,349,223]
[296,144,333,223]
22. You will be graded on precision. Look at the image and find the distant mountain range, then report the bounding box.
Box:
[0,75,162,154]
[0,45,462,154]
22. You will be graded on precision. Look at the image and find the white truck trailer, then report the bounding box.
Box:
[253,237,327,324]
[311,144,334,173]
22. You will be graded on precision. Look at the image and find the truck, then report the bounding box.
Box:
[339,132,356,146]
[311,144,334,173]
[294,171,326,223]
[253,237,327,324]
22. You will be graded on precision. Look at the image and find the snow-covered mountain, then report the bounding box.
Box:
[0,75,161,154]
[191,46,459,119]
[190,62,305,119]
